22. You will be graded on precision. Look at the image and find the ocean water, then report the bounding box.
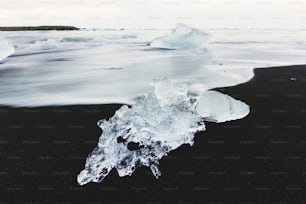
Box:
[1,28,306,106]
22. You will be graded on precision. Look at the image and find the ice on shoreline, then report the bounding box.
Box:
[0,35,14,61]
[149,23,209,50]
[77,79,249,185]
[197,91,250,123]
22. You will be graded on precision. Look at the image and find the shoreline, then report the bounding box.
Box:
[0,65,305,202]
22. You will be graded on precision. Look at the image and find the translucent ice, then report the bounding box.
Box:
[149,23,209,50]
[77,79,249,185]
[0,35,14,61]
[196,91,250,123]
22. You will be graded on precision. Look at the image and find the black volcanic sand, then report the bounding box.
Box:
[0,65,306,203]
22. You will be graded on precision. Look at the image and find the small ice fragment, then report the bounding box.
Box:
[149,23,209,50]
[0,35,15,61]
[196,90,250,123]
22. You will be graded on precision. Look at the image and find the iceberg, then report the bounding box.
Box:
[0,35,14,61]
[77,79,250,185]
[149,23,209,50]
[196,91,250,123]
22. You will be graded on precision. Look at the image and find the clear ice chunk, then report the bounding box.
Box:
[196,90,250,123]
[77,79,249,185]
[149,23,209,50]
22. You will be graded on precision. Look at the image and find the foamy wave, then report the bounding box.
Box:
[0,35,15,61]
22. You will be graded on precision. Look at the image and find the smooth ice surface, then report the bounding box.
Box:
[0,35,14,61]
[196,91,250,123]
[77,79,249,185]
[149,23,209,50]
[1,27,306,106]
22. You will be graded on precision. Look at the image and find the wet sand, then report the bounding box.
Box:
[0,65,305,203]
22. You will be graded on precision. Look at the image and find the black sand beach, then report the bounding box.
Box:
[0,65,305,203]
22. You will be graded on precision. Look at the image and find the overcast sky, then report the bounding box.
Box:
[0,0,305,29]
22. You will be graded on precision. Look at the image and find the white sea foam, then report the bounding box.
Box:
[0,35,14,61]
[1,28,306,107]
[77,79,250,185]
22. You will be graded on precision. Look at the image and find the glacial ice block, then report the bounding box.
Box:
[149,23,209,50]
[196,90,250,123]
[77,79,206,185]
[77,79,250,185]
[0,35,14,62]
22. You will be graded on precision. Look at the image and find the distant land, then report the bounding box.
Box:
[0,26,79,31]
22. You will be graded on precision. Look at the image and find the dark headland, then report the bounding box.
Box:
[0,65,305,203]
[0,26,79,31]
